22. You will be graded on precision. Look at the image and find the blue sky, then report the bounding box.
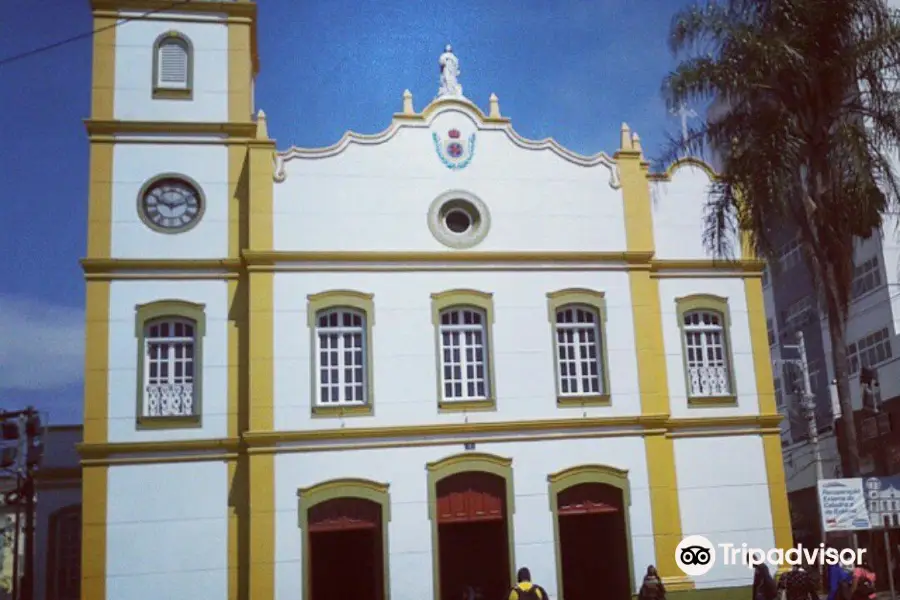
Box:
[0,0,695,425]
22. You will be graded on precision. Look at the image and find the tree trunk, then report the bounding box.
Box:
[826,300,861,477]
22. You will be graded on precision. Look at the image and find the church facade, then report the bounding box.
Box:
[80,2,791,599]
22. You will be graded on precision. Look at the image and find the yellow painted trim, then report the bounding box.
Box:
[83,282,110,445]
[546,288,611,406]
[81,466,107,600]
[247,112,275,600]
[618,136,690,589]
[93,9,254,25]
[244,250,652,265]
[426,453,516,600]
[227,458,243,600]
[431,290,497,411]
[762,432,794,554]
[297,479,392,600]
[84,119,257,137]
[82,452,239,467]
[91,0,258,18]
[666,426,782,439]
[86,144,113,259]
[650,259,765,273]
[90,16,115,121]
[307,291,376,418]
[745,279,778,414]
[77,437,241,459]
[228,20,253,122]
[547,465,634,597]
[399,97,512,124]
[675,294,738,407]
[648,157,719,182]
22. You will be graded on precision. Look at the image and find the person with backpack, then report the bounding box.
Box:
[752,563,777,600]
[507,567,548,600]
[639,565,666,600]
[851,560,876,600]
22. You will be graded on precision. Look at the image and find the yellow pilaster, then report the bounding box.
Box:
[616,124,690,589]
[82,13,115,600]
[743,251,794,554]
[247,113,276,600]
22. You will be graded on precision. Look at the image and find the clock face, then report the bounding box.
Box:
[140,179,203,232]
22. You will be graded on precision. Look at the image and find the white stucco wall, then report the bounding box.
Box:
[272,270,640,431]
[106,462,228,600]
[674,435,775,589]
[658,278,760,418]
[272,108,625,252]
[274,436,653,600]
[651,164,736,260]
[110,142,229,259]
[114,16,229,122]
[107,280,229,442]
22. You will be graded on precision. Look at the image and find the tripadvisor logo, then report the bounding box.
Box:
[675,535,866,577]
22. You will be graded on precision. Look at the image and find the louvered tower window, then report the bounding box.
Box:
[153,32,193,97]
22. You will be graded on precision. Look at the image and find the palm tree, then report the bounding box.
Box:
[661,0,900,476]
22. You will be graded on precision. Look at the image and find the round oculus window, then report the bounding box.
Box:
[444,208,473,234]
[138,176,204,233]
[427,191,491,249]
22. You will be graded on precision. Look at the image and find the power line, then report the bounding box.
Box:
[0,0,194,69]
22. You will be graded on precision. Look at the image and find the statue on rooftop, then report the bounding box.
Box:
[438,44,463,98]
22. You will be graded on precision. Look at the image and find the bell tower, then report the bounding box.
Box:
[82,2,259,599]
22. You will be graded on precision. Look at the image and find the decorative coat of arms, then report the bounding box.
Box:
[433,128,476,170]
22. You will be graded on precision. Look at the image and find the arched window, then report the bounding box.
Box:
[315,308,368,406]
[135,300,206,426]
[682,309,731,397]
[438,306,489,401]
[675,294,736,404]
[152,32,193,99]
[554,304,603,397]
[307,291,376,416]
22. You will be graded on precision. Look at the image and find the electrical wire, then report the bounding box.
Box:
[0,0,196,69]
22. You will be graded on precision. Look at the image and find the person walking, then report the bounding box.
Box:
[752,563,777,600]
[639,565,666,600]
[777,565,819,600]
[851,560,876,600]
[826,557,853,600]
[508,567,548,600]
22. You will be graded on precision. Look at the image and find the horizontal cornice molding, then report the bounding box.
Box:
[80,254,765,278]
[76,413,784,463]
[91,0,257,18]
[84,119,258,138]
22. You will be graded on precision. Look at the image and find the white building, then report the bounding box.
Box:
[79,2,792,599]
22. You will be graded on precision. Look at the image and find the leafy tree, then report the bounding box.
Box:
[661,0,900,476]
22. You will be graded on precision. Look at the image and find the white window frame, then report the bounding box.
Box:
[438,306,490,402]
[554,304,604,398]
[682,309,733,398]
[143,317,197,418]
[314,307,368,407]
[779,236,802,271]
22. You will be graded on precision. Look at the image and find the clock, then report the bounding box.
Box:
[139,177,203,232]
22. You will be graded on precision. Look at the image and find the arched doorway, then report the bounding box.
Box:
[298,479,391,600]
[428,453,516,600]
[549,465,633,600]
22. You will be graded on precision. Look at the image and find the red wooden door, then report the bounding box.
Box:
[557,482,622,516]
[308,497,381,532]
[436,471,506,524]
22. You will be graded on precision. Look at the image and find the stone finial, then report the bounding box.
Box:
[256,109,269,140]
[402,89,414,115]
[620,123,632,151]
[489,93,501,118]
[631,132,643,156]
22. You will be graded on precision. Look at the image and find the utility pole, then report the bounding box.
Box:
[0,407,43,600]
[779,331,826,542]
